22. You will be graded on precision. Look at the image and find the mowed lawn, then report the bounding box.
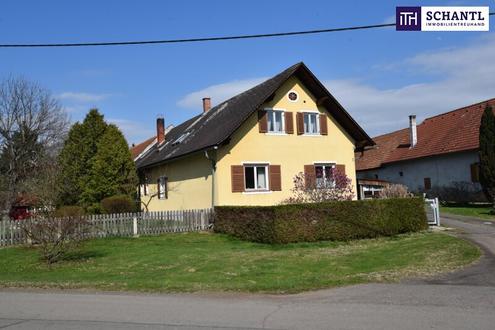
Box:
[0,232,480,293]
[441,204,495,221]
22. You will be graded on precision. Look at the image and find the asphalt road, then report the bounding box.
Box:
[0,214,494,330]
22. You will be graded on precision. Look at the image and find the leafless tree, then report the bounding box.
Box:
[0,77,69,217]
[21,215,91,264]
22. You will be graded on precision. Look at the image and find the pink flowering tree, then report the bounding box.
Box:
[282,168,354,204]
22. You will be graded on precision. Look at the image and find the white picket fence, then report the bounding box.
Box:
[0,208,214,247]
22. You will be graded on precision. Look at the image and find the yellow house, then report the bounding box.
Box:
[134,62,373,211]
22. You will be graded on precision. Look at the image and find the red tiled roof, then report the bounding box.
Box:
[130,137,155,160]
[356,98,495,171]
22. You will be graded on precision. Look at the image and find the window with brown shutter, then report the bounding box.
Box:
[424,177,431,190]
[269,165,282,191]
[319,114,328,135]
[296,112,304,135]
[285,112,294,134]
[231,165,244,192]
[304,164,316,189]
[258,110,268,133]
[335,164,346,176]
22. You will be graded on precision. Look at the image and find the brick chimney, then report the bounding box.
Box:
[409,115,417,148]
[156,116,165,145]
[202,97,211,113]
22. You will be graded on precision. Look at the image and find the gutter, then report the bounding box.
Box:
[204,146,218,209]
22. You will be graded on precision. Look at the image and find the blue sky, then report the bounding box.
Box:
[1,0,494,144]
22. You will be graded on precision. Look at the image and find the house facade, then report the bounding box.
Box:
[134,63,373,211]
[356,99,495,200]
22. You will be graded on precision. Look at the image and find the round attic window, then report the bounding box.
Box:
[287,91,298,102]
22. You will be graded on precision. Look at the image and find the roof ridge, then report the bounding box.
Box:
[424,97,495,121]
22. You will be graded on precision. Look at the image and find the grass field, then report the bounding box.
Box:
[0,232,480,293]
[441,203,495,221]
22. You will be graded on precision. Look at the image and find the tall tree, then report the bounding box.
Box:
[0,77,68,214]
[57,109,107,206]
[82,124,138,208]
[479,104,495,212]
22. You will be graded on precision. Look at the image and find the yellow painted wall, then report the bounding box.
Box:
[140,76,358,210]
[141,153,213,211]
[215,76,357,206]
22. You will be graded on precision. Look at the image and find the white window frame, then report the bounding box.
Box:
[265,108,285,134]
[303,111,320,135]
[157,176,167,200]
[243,164,270,191]
[314,163,336,188]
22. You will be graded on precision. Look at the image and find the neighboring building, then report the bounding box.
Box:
[356,98,495,200]
[134,62,373,211]
[130,125,174,161]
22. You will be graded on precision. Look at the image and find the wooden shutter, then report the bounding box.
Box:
[296,112,304,135]
[470,163,480,182]
[231,165,245,192]
[164,177,169,199]
[304,164,315,189]
[269,165,282,191]
[258,110,268,133]
[319,114,328,135]
[424,177,431,190]
[335,164,346,176]
[285,112,294,134]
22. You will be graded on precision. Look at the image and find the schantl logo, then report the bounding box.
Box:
[396,6,489,32]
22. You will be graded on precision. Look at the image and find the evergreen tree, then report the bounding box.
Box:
[82,124,138,207]
[479,105,495,212]
[57,109,107,206]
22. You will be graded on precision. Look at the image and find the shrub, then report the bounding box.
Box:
[21,216,91,264]
[54,205,85,218]
[427,181,486,203]
[379,184,412,199]
[282,170,354,204]
[101,195,136,214]
[215,198,428,244]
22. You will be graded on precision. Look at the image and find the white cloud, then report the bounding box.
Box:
[108,118,155,146]
[324,35,495,136]
[57,92,112,103]
[177,77,268,109]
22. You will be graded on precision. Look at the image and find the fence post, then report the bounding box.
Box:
[435,197,440,226]
[133,216,138,237]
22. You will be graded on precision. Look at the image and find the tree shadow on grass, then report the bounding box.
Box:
[60,250,107,262]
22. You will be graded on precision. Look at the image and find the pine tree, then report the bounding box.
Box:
[479,105,495,212]
[82,124,138,207]
[57,109,107,206]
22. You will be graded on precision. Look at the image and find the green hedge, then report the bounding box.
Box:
[214,198,428,244]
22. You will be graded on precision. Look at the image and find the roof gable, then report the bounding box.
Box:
[137,62,373,169]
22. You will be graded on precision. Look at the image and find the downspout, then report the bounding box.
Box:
[204,146,218,209]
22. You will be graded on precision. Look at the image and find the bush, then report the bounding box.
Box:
[21,216,91,264]
[379,184,412,199]
[54,205,85,218]
[101,195,136,214]
[427,181,486,203]
[214,198,428,244]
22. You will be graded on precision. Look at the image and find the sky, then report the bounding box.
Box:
[1,0,494,145]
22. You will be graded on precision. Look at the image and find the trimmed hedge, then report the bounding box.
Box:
[214,198,428,244]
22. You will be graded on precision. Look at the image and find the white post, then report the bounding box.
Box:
[435,197,440,226]
[133,216,138,237]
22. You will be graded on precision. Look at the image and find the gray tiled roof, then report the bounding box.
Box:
[136,62,373,169]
